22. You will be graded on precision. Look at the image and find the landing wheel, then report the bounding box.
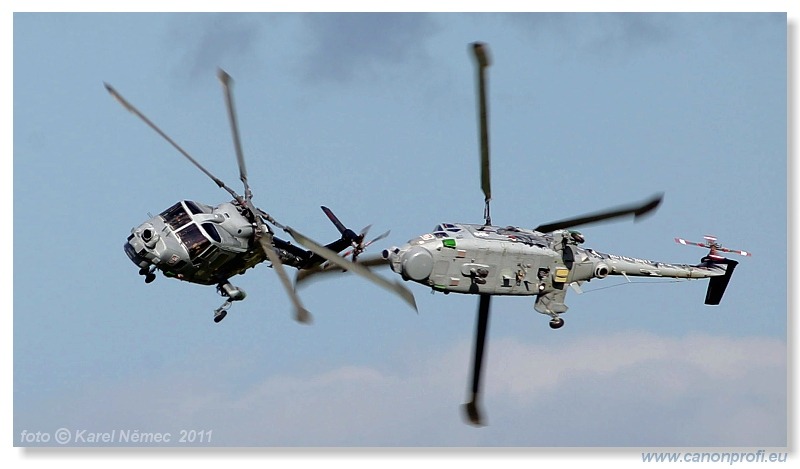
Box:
[549,318,564,329]
[214,310,228,323]
[144,273,156,284]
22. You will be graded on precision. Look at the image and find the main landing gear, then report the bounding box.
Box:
[549,317,565,329]
[214,282,246,323]
[536,303,566,329]
[534,292,568,330]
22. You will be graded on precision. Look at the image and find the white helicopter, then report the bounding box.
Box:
[297,42,751,426]
[107,70,416,324]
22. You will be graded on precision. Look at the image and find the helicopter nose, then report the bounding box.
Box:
[124,239,150,269]
[399,246,434,281]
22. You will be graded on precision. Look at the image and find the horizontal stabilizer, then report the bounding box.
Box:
[704,258,738,305]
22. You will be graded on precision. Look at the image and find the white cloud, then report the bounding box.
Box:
[18,331,785,447]
[489,331,785,399]
[480,332,786,446]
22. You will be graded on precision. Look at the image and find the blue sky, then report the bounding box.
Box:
[8,3,793,460]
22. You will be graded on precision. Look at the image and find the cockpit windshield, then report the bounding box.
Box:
[433,223,462,233]
[160,202,192,230]
[162,201,223,258]
[176,223,211,258]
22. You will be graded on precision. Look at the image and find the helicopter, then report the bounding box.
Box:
[107,70,416,325]
[296,42,750,426]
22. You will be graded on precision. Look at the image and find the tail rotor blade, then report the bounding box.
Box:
[352,230,390,261]
[463,293,491,426]
[365,230,390,248]
[719,247,752,257]
[675,237,708,248]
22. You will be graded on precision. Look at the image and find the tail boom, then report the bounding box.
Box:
[593,251,738,304]
[597,253,729,280]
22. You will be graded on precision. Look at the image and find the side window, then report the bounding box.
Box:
[201,222,222,243]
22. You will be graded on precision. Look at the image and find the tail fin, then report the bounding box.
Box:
[320,206,358,242]
[704,258,739,305]
[319,206,389,261]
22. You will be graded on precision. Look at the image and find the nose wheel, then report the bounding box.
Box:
[213,282,246,323]
[139,266,156,283]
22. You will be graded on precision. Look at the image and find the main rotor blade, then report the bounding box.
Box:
[535,193,663,233]
[258,235,312,324]
[472,42,492,206]
[218,69,253,202]
[463,293,491,426]
[472,42,493,225]
[104,82,242,202]
[295,254,389,287]
[284,226,417,312]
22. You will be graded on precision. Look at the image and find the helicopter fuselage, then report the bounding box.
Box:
[125,199,262,285]
[383,222,731,317]
[124,199,320,286]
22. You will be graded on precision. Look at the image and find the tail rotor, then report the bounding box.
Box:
[675,235,752,260]
[321,206,389,261]
[344,226,391,262]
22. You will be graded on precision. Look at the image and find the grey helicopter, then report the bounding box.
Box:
[296,43,751,426]
[107,70,416,324]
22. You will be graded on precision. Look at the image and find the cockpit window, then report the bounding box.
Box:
[184,200,205,215]
[201,222,222,243]
[160,202,192,230]
[434,224,461,233]
[176,223,211,258]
